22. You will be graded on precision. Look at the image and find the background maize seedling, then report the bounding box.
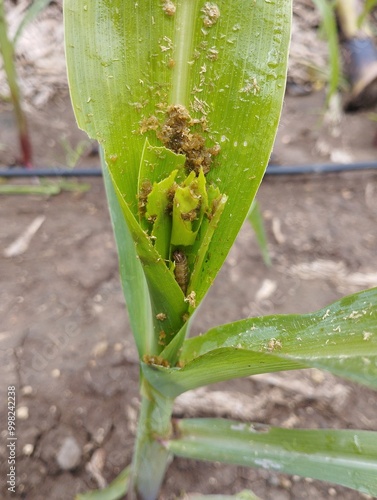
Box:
[0,0,51,167]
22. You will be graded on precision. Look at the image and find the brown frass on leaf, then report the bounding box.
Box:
[158,330,167,346]
[142,354,170,368]
[181,209,198,222]
[137,179,153,218]
[165,181,178,215]
[141,104,220,175]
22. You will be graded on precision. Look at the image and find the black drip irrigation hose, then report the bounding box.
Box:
[1,161,377,177]
[266,161,377,175]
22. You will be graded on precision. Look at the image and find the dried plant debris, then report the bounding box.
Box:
[3,215,45,258]
[141,105,220,174]
[142,354,170,368]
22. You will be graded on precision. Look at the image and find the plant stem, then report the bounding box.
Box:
[129,377,174,500]
[0,0,32,167]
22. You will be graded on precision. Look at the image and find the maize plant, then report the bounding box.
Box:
[64,1,377,499]
[0,0,50,166]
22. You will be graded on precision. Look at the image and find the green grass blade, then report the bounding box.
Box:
[48,180,90,193]
[0,181,90,195]
[142,288,377,396]
[313,0,340,99]
[0,184,60,195]
[13,0,51,45]
[75,465,130,500]
[247,200,271,266]
[0,1,32,166]
[358,0,377,28]
[168,419,377,497]
[102,151,154,355]
[64,0,292,312]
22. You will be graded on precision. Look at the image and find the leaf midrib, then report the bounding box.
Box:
[170,1,197,105]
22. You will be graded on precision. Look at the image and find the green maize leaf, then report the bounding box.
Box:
[142,349,304,397]
[139,140,186,193]
[75,465,130,500]
[171,169,208,247]
[108,159,190,351]
[161,321,190,366]
[142,288,377,396]
[64,0,291,319]
[138,139,186,250]
[188,188,227,296]
[146,169,178,260]
[168,419,377,496]
[102,151,154,355]
[247,200,271,267]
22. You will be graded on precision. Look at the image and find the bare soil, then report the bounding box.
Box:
[1,88,377,500]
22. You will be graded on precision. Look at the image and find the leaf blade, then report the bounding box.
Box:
[102,151,154,355]
[142,288,377,396]
[168,419,377,496]
[75,466,130,500]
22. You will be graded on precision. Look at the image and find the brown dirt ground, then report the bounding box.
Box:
[1,85,377,500]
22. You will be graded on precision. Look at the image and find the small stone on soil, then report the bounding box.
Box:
[91,340,108,358]
[21,385,33,396]
[23,443,34,456]
[56,436,82,471]
[16,406,29,420]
